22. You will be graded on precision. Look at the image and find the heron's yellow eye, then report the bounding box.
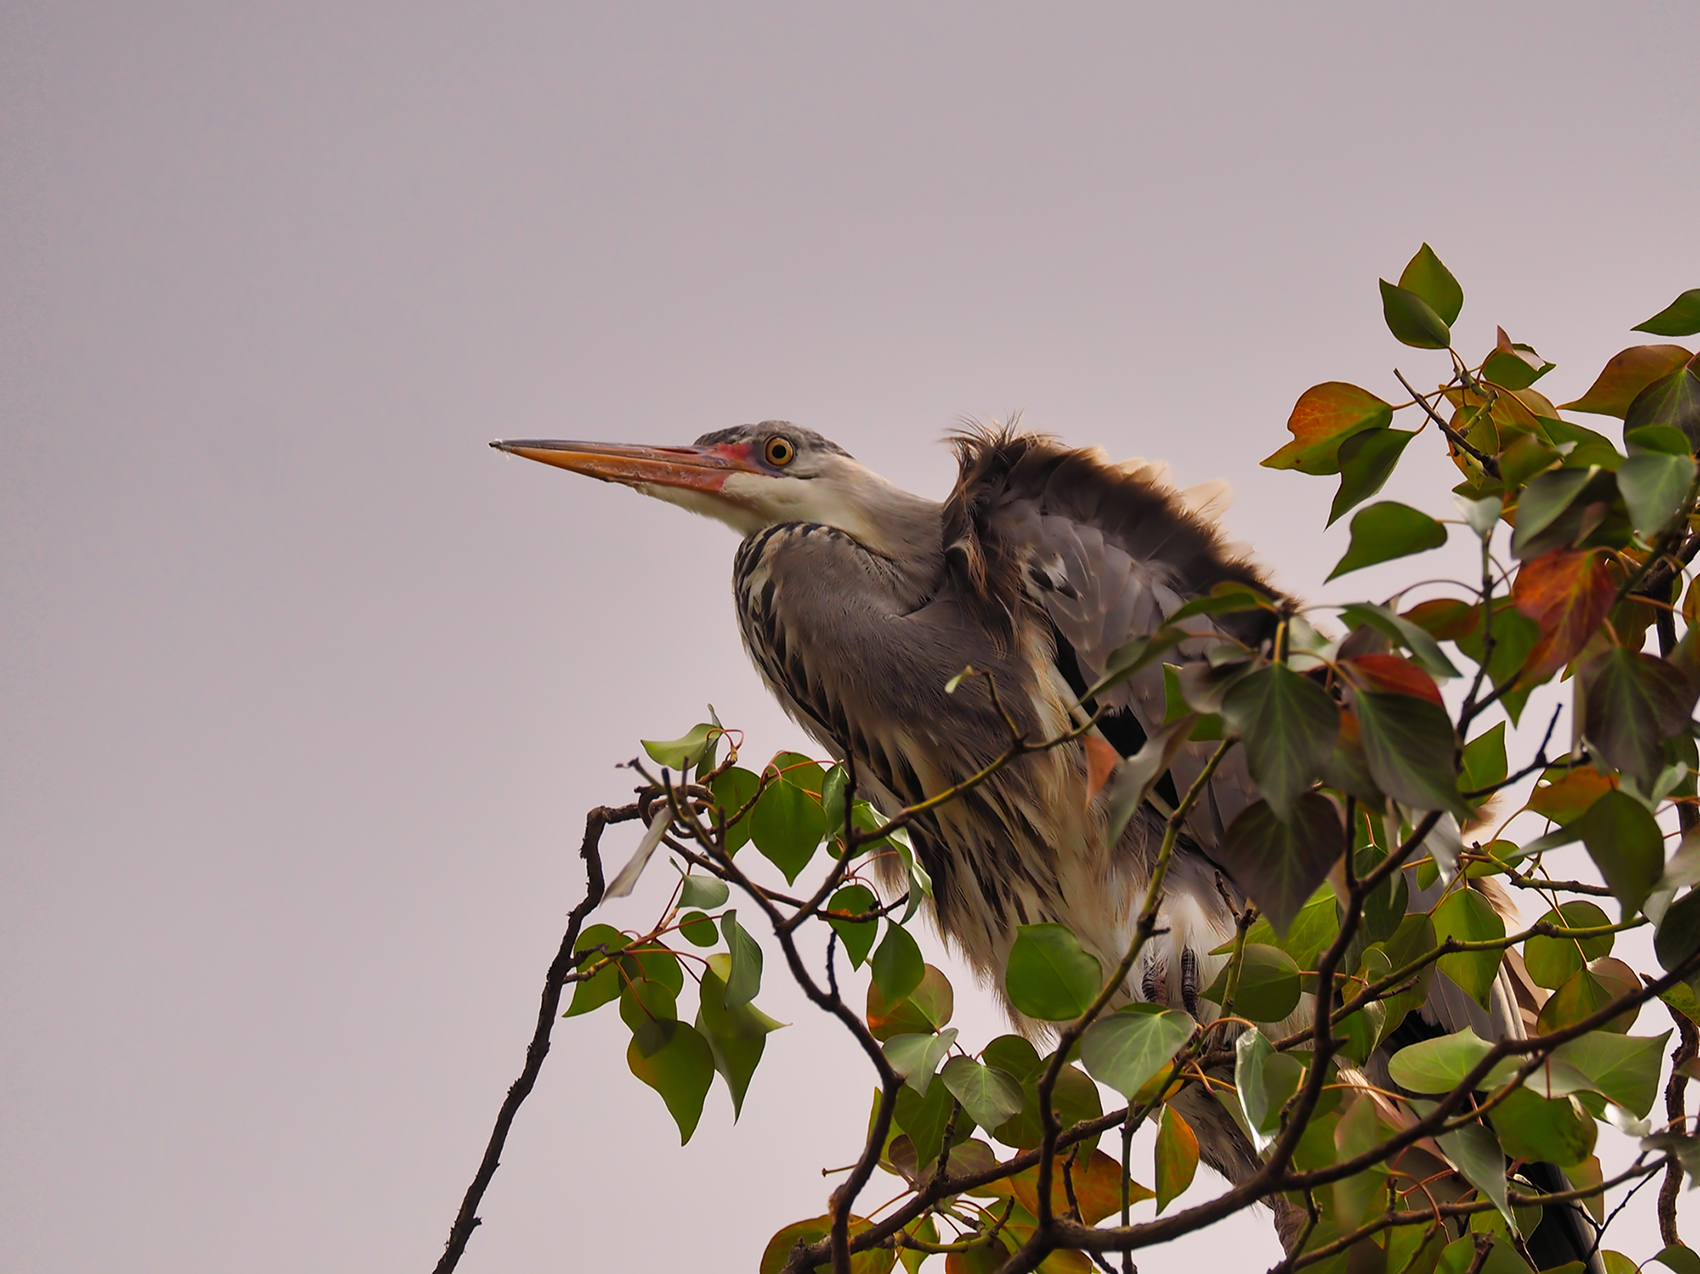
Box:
[764,436,795,467]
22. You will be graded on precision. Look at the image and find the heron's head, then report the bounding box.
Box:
[491,421,936,556]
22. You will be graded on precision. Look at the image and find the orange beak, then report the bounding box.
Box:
[488,438,764,492]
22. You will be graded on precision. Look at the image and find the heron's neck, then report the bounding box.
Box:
[837,482,945,599]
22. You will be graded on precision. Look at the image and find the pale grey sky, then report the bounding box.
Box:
[4,3,1698,1271]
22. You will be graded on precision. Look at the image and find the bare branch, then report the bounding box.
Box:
[432,801,642,1274]
[1658,1011,1699,1246]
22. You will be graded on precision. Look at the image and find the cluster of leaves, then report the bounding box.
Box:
[535,261,1700,1274]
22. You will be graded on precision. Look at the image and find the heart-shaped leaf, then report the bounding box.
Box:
[1328,502,1448,580]
[1005,923,1103,1021]
[1079,1005,1195,1098]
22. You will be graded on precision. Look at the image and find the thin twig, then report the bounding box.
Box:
[1394,369,1500,478]
[432,801,641,1274]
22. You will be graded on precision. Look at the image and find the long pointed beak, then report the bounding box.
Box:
[489,438,760,493]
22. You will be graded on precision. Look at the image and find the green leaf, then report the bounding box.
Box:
[1079,1004,1195,1098]
[868,963,954,1040]
[1435,1117,1518,1236]
[563,923,631,1017]
[1537,967,1623,1035]
[679,910,719,946]
[1524,901,1613,989]
[1105,715,1196,844]
[1154,1105,1199,1214]
[697,958,784,1118]
[827,884,879,968]
[1617,451,1695,537]
[1655,887,1700,976]
[751,753,827,882]
[940,1055,1025,1128]
[1432,889,1506,1007]
[617,941,684,997]
[1575,788,1668,918]
[819,762,851,834]
[758,1215,893,1274]
[870,922,924,1006]
[1355,691,1469,817]
[1338,601,1461,680]
[1329,427,1419,526]
[1625,367,1700,450]
[1084,627,1188,703]
[1380,279,1452,349]
[1215,794,1346,936]
[982,1034,1044,1083]
[1399,244,1465,325]
[1388,1026,1494,1093]
[1257,886,1341,972]
[720,909,763,1010]
[1633,288,1700,337]
[1627,423,1692,455]
[1330,1092,1389,1227]
[1220,663,1340,819]
[1262,382,1395,474]
[1553,1030,1672,1117]
[1510,468,1593,557]
[1488,1088,1596,1167]
[1328,502,1449,580]
[1659,979,1700,1028]
[619,976,678,1042]
[641,721,720,771]
[1200,943,1300,1023]
[1581,649,1700,791]
[1165,582,1273,624]
[1652,1245,1700,1274]
[1233,1028,1301,1148]
[709,766,761,853]
[626,1019,715,1143]
[893,1078,965,1166]
[1005,923,1103,1021]
[1378,912,1438,1033]
[899,1217,937,1274]
[1483,342,1554,392]
[1562,344,1695,417]
[678,874,729,910]
[1460,722,1508,795]
[1435,1234,1534,1274]
[884,1028,959,1097]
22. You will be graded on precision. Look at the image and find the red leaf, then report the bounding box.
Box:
[1512,549,1617,685]
[1343,654,1444,705]
[1401,597,1478,642]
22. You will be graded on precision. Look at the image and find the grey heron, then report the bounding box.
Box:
[492,421,1601,1269]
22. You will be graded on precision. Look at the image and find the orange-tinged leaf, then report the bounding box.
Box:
[1262,382,1394,474]
[1154,1104,1199,1213]
[1511,386,1562,421]
[1083,734,1119,802]
[944,1237,1017,1274]
[759,1215,894,1274]
[1342,654,1444,706]
[1525,765,1615,824]
[1403,597,1479,642]
[1512,549,1616,685]
[1562,344,1695,417]
[1008,1149,1153,1225]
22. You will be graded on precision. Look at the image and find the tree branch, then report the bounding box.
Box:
[431,801,640,1274]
